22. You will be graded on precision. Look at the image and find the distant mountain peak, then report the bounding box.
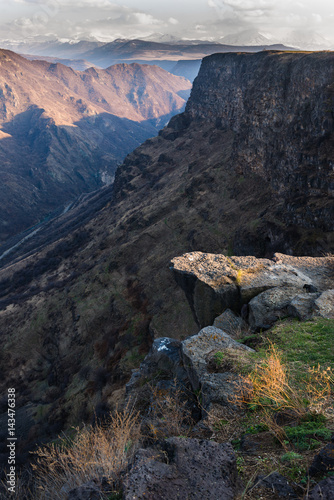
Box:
[219,30,275,46]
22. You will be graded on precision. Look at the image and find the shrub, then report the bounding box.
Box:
[32,407,141,499]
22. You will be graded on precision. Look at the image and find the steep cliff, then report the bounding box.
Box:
[186,51,334,234]
[113,51,334,255]
[0,51,333,467]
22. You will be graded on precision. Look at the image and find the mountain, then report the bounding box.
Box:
[0,39,104,59]
[170,60,202,82]
[1,38,297,77]
[283,30,333,51]
[0,49,191,242]
[0,50,333,467]
[80,39,296,68]
[219,30,274,46]
[21,54,100,71]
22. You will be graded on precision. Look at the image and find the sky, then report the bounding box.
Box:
[0,0,334,46]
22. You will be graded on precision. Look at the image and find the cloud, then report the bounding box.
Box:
[1,0,334,47]
[223,0,275,11]
[132,13,161,25]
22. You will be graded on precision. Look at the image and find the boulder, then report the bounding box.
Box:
[126,337,188,395]
[309,439,334,476]
[123,437,239,500]
[238,263,312,304]
[272,254,334,292]
[213,308,247,337]
[181,326,253,411]
[248,286,305,330]
[314,290,334,319]
[287,293,320,320]
[181,326,253,390]
[308,477,334,500]
[200,372,244,410]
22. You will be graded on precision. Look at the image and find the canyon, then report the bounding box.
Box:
[0,49,191,241]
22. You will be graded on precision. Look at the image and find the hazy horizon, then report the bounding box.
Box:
[0,0,333,48]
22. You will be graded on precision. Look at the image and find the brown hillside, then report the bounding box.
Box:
[0,49,191,241]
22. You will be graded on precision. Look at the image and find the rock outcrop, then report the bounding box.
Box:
[171,251,334,329]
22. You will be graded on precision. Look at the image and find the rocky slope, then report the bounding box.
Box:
[0,49,191,241]
[0,51,333,468]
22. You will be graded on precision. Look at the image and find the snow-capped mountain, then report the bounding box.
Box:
[219,30,276,46]
[283,30,333,51]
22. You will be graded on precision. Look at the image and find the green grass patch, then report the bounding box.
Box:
[253,317,334,382]
[283,420,332,451]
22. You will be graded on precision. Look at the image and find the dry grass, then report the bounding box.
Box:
[32,406,141,499]
[145,383,194,440]
[236,344,334,418]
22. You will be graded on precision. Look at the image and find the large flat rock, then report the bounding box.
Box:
[170,252,333,327]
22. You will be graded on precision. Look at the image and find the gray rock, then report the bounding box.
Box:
[239,263,312,304]
[123,437,239,500]
[248,286,304,330]
[287,292,320,320]
[273,254,334,292]
[182,326,253,391]
[213,308,247,337]
[314,290,334,319]
[181,326,253,411]
[252,471,298,499]
[126,337,187,395]
[201,371,244,410]
[308,477,334,499]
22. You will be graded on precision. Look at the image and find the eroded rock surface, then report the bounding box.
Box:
[123,437,239,500]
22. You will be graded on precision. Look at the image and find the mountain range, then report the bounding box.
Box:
[1,37,296,75]
[0,49,191,242]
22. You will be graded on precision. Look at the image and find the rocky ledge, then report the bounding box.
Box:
[170,251,334,330]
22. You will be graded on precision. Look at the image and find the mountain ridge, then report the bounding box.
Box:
[0,49,191,242]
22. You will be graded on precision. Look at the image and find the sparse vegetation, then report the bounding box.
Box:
[31,406,141,499]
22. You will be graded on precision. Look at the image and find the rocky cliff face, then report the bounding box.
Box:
[113,51,334,255]
[185,51,334,236]
[0,51,333,468]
